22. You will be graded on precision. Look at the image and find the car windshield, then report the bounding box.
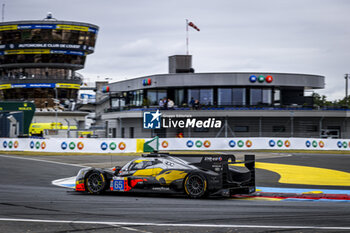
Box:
[129,160,154,170]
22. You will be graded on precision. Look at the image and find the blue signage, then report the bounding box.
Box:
[11,83,55,88]
[15,24,98,33]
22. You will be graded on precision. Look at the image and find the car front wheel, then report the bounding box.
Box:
[85,171,107,194]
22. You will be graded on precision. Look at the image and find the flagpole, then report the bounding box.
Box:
[186,19,189,55]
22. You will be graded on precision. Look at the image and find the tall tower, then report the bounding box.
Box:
[0,14,99,108]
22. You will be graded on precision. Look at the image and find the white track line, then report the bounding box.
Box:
[0,218,349,230]
[0,154,87,168]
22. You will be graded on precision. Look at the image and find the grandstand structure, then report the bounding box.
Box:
[101,55,349,139]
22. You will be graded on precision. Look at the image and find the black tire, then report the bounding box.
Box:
[85,171,107,194]
[183,173,207,198]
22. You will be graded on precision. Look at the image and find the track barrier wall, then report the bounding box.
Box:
[1,137,350,153]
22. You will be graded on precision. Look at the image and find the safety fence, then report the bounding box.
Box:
[1,137,350,153]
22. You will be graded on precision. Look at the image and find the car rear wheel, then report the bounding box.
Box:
[184,173,207,198]
[85,171,107,194]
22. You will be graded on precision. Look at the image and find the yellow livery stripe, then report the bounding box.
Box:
[156,170,187,185]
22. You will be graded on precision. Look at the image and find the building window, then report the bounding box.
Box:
[305,125,318,132]
[250,88,272,106]
[188,89,200,104]
[233,88,246,105]
[234,126,249,132]
[153,128,166,138]
[175,89,185,106]
[272,125,286,132]
[147,89,167,105]
[188,88,213,106]
[129,127,134,138]
[194,127,209,132]
[200,89,213,105]
[121,127,125,138]
[218,88,232,105]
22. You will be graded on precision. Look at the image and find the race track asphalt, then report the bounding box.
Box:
[0,152,350,233]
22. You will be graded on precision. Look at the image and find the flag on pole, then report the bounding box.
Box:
[143,136,159,152]
[188,21,200,31]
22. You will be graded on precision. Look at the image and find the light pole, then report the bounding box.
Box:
[54,87,58,129]
[345,74,349,107]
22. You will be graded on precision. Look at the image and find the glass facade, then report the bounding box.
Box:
[188,88,213,105]
[218,88,232,105]
[0,68,78,80]
[0,54,85,66]
[218,88,246,106]
[109,87,275,110]
[200,89,213,105]
[175,89,184,106]
[250,88,272,106]
[0,29,97,47]
[1,88,77,108]
[147,89,167,105]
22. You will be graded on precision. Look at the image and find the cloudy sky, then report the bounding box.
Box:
[3,0,350,100]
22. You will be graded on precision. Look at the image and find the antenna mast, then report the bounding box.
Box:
[2,4,5,22]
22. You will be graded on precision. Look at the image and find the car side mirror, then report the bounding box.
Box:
[113,166,122,175]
